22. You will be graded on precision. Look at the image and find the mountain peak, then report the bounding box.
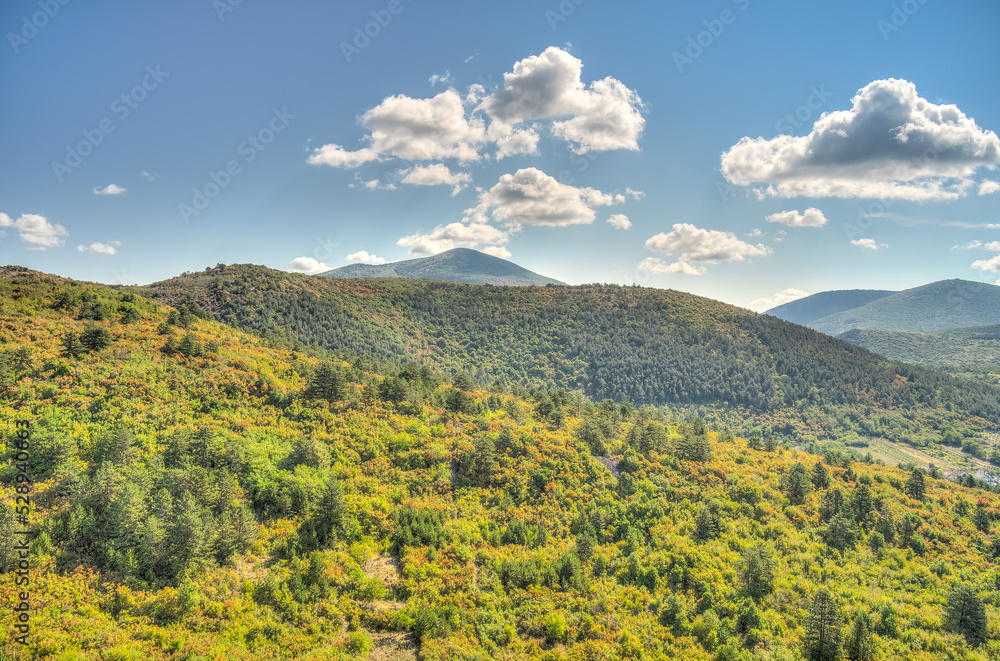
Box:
[318,248,566,286]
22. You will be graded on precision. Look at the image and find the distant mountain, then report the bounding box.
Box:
[808,279,1000,335]
[317,248,566,286]
[766,289,895,326]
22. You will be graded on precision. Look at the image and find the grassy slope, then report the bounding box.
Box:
[1,269,1000,658]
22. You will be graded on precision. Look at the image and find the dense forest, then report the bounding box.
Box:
[134,264,1000,451]
[2,267,1000,659]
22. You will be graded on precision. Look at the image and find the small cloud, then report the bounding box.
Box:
[429,71,454,87]
[980,181,1000,195]
[624,187,645,200]
[464,53,479,63]
[607,213,632,230]
[851,238,886,250]
[77,240,120,255]
[766,208,828,227]
[747,228,763,237]
[288,256,331,273]
[481,245,512,259]
[751,288,810,310]
[637,257,704,275]
[94,184,126,195]
[399,163,472,196]
[346,250,387,265]
[953,240,983,249]
[141,171,161,181]
[0,212,68,250]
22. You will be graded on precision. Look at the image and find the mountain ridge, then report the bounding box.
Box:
[318,247,566,286]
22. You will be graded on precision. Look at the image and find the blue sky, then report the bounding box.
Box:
[1,0,998,310]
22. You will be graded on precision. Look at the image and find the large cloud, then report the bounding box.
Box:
[721,78,1000,200]
[464,167,617,228]
[638,223,770,275]
[481,47,645,154]
[309,47,644,170]
[0,212,68,250]
[308,90,486,167]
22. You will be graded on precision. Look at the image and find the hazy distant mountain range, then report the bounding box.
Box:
[317,248,566,287]
[767,279,1000,372]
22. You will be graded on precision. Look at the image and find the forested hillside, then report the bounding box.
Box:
[840,326,1000,377]
[3,267,1000,659]
[134,264,1000,450]
[766,290,895,327]
[2,266,1000,659]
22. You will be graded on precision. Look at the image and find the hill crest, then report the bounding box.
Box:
[318,248,566,286]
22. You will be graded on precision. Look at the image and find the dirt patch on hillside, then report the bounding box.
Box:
[369,632,417,661]
[363,555,402,585]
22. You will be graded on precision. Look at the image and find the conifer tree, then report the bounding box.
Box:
[803,588,843,661]
[944,584,987,646]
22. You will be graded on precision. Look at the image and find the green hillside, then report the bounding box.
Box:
[839,326,1000,376]
[766,289,895,327]
[3,267,1000,660]
[318,248,566,286]
[809,279,1000,336]
[135,264,1000,449]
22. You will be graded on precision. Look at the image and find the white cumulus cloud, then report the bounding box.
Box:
[481,245,512,259]
[721,78,1000,201]
[766,208,828,227]
[607,213,632,230]
[464,167,617,228]
[428,71,454,87]
[77,241,120,255]
[289,257,331,273]
[397,222,509,256]
[308,48,643,172]
[980,180,1000,195]
[637,224,770,276]
[399,163,472,195]
[0,212,68,250]
[94,184,126,195]
[851,238,887,250]
[345,250,387,265]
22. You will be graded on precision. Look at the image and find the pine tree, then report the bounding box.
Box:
[60,331,84,359]
[844,610,877,660]
[812,462,831,489]
[905,468,926,501]
[308,362,347,402]
[803,588,843,661]
[79,323,114,352]
[741,542,775,600]
[944,584,987,646]
[694,502,721,541]
[785,462,812,505]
